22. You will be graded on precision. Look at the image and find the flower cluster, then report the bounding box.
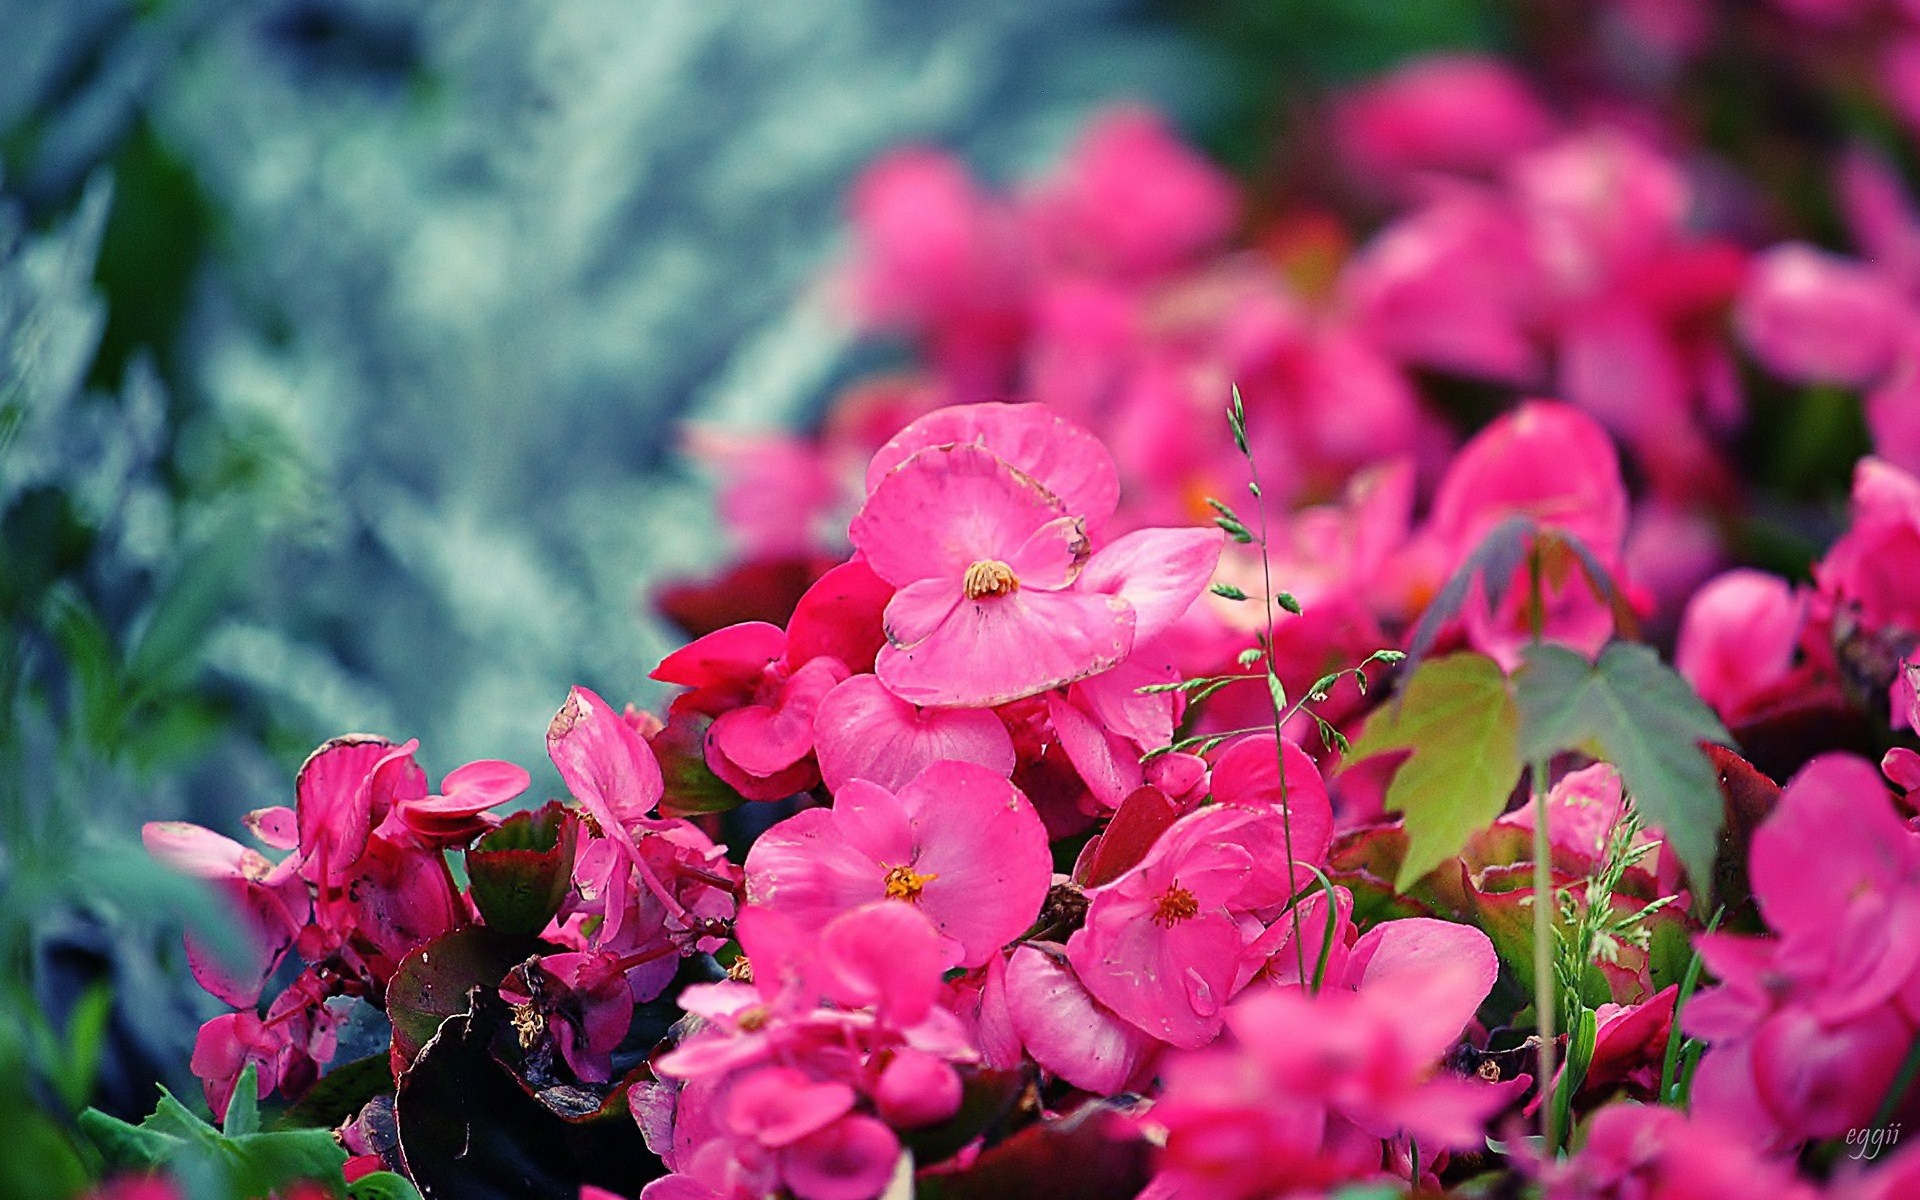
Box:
[146,30,1920,1200]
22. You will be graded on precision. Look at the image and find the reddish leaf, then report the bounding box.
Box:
[1076,787,1180,888]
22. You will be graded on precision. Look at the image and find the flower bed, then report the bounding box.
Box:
[107,27,1920,1200]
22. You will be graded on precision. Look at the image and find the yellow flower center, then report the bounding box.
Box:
[963,559,1020,600]
[1152,883,1200,927]
[883,863,939,903]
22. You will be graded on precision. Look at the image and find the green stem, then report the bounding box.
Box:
[1659,905,1724,1106]
[1531,756,1559,1152]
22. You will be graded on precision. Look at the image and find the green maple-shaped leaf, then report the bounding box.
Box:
[79,1065,350,1198]
[1515,642,1732,897]
[1350,651,1523,890]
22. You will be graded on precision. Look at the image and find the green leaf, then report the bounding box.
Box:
[83,1081,349,1198]
[348,1173,425,1200]
[1274,591,1302,615]
[1515,643,1731,896]
[1228,385,1249,454]
[225,1064,261,1136]
[1210,582,1248,601]
[1350,652,1523,890]
[57,982,115,1113]
[1264,668,1288,715]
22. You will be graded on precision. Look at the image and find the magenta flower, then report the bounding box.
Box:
[1544,1103,1819,1200]
[745,759,1051,968]
[1814,456,1920,635]
[810,673,1015,793]
[1065,805,1258,1048]
[1675,569,1810,724]
[1335,53,1553,192]
[1685,753,1920,1147]
[852,404,1221,708]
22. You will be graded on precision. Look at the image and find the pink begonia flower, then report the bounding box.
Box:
[1736,243,1907,387]
[1005,943,1159,1095]
[1495,762,1649,870]
[852,440,1132,708]
[744,760,1050,968]
[1418,400,1633,669]
[1342,193,1543,384]
[1335,53,1555,191]
[1147,926,1506,1200]
[1021,106,1240,279]
[141,822,308,1008]
[1888,660,1920,800]
[1675,570,1808,724]
[190,971,343,1115]
[1065,795,1313,1048]
[381,757,530,849]
[651,903,964,1200]
[549,685,667,849]
[1623,501,1725,625]
[1543,1103,1820,1200]
[811,673,1014,793]
[682,426,845,559]
[845,148,1028,396]
[864,401,1121,530]
[1686,753,1920,1149]
[1814,456,1920,634]
[499,951,637,1084]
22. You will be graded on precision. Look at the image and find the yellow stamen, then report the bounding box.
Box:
[883,863,939,903]
[963,559,1019,600]
[1152,883,1200,927]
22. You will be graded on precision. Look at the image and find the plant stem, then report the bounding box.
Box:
[1240,399,1309,991]
[1531,755,1559,1152]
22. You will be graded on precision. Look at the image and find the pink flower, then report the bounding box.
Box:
[1065,805,1275,1048]
[851,404,1222,708]
[1736,243,1907,387]
[745,759,1051,968]
[1022,106,1240,280]
[1544,1103,1819,1200]
[1814,456,1920,635]
[1675,570,1808,723]
[1685,753,1920,1148]
[810,673,1015,793]
[845,148,1027,395]
[1419,400,1633,668]
[1335,53,1555,191]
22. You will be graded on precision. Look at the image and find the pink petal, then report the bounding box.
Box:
[242,807,299,851]
[1428,400,1629,562]
[819,902,945,1027]
[1005,945,1157,1094]
[548,686,665,844]
[812,674,1015,793]
[785,559,894,673]
[1675,570,1806,721]
[1347,918,1500,1058]
[1206,735,1334,906]
[652,621,788,689]
[864,401,1121,523]
[743,809,890,930]
[1736,243,1904,387]
[872,1048,963,1128]
[876,586,1135,709]
[783,1115,901,1200]
[293,736,402,881]
[830,779,916,864]
[1048,692,1143,809]
[1076,528,1226,645]
[898,760,1054,968]
[725,1067,855,1148]
[850,442,1070,588]
[1751,753,1911,938]
[710,656,849,777]
[1004,515,1094,591]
